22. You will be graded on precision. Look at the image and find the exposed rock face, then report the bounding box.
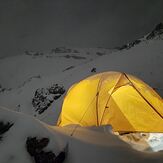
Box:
[0,84,3,92]
[0,121,13,140]
[0,84,12,93]
[26,137,66,163]
[96,52,105,56]
[51,47,79,54]
[91,68,96,73]
[26,137,49,156]
[146,23,163,40]
[118,39,141,50]
[32,84,65,114]
[63,66,75,72]
[118,23,163,51]
[52,47,72,54]
[63,55,86,59]
[25,51,44,56]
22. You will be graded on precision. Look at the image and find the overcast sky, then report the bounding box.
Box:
[0,0,163,57]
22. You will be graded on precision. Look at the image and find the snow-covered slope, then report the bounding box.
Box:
[0,106,66,163]
[0,47,111,89]
[0,47,113,117]
[54,126,163,163]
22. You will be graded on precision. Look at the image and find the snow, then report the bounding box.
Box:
[1,106,163,163]
[0,48,112,88]
[51,126,163,163]
[0,106,65,163]
[0,32,163,162]
[147,134,163,152]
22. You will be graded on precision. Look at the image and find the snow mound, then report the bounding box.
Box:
[53,126,163,163]
[0,106,65,163]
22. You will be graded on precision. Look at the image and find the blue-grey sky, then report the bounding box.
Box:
[0,0,163,57]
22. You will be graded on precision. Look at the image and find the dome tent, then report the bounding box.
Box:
[57,72,163,132]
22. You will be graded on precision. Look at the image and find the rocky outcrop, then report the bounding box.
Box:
[51,47,79,54]
[0,121,13,140]
[63,66,75,72]
[26,137,66,163]
[64,55,86,59]
[118,23,163,51]
[25,51,44,56]
[96,52,105,56]
[0,84,12,93]
[118,39,141,50]
[146,23,163,40]
[32,84,65,114]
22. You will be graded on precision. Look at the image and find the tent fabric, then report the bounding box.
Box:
[57,71,163,132]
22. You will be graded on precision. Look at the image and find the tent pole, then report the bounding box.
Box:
[70,94,97,136]
[96,74,104,126]
[100,73,123,125]
[123,73,163,119]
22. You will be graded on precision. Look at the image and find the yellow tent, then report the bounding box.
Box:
[57,71,163,132]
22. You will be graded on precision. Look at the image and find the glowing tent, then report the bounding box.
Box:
[57,72,163,132]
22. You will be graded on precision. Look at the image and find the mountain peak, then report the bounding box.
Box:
[146,22,163,40]
[117,22,163,50]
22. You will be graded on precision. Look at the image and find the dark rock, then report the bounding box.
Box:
[26,137,49,156]
[48,84,65,95]
[146,23,163,40]
[118,39,141,50]
[64,55,86,59]
[64,55,71,58]
[32,84,65,114]
[54,95,62,100]
[73,49,79,53]
[54,47,71,53]
[118,44,128,50]
[54,151,66,163]
[71,56,86,59]
[0,84,9,93]
[0,121,13,140]
[91,68,96,73]
[52,47,79,54]
[26,137,67,163]
[25,50,44,56]
[34,151,56,163]
[96,52,105,56]
[128,40,141,48]
[63,66,75,72]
